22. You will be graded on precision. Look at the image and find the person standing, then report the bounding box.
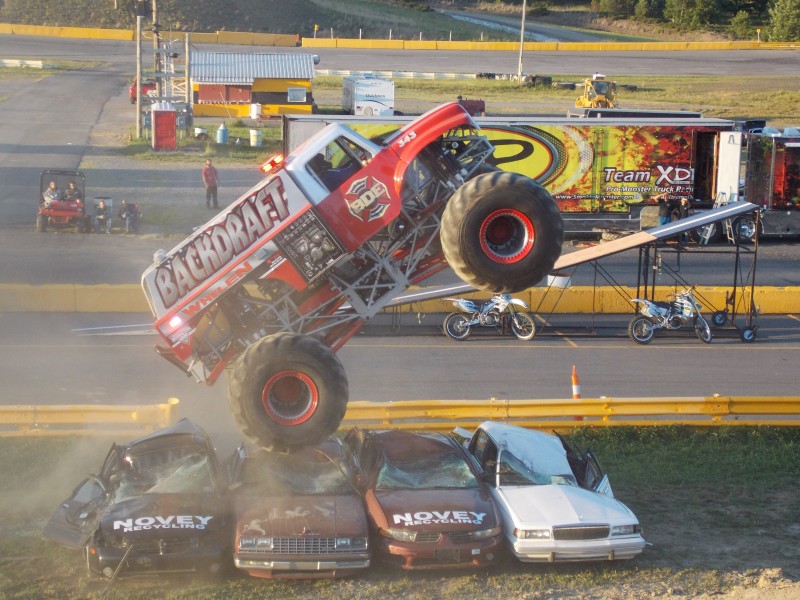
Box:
[656,193,673,227]
[201,158,220,209]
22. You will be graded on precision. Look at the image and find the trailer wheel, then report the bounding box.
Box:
[228,333,348,451]
[441,172,563,293]
[740,327,756,343]
[732,215,758,244]
[36,214,47,232]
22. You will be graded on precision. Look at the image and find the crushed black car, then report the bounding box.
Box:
[42,419,230,578]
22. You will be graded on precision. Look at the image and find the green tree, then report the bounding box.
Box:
[728,10,752,39]
[597,0,637,17]
[663,0,718,28]
[767,0,800,41]
[635,0,665,19]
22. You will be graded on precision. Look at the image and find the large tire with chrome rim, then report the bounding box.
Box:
[510,312,536,340]
[628,316,655,344]
[441,172,563,293]
[443,312,471,341]
[227,333,348,451]
[732,214,758,244]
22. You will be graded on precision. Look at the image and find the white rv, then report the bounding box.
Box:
[342,76,395,116]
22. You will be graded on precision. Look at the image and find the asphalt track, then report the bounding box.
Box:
[0,34,798,436]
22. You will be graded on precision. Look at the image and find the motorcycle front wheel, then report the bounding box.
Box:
[628,316,655,344]
[443,313,471,341]
[694,316,713,343]
[510,312,536,341]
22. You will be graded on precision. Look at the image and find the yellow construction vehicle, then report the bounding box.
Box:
[575,73,618,109]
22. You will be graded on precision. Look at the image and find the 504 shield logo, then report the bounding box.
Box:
[344,176,390,222]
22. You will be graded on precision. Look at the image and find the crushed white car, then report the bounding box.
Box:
[455,421,646,563]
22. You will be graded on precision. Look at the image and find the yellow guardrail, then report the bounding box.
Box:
[0,398,179,437]
[2,396,797,437]
[2,22,796,52]
[341,396,800,431]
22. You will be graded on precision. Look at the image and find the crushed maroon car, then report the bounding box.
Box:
[229,437,370,579]
[345,429,503,570]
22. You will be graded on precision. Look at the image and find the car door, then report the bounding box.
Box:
[582,450,614,498]
[556,433,614,497]
[42,474,109,549]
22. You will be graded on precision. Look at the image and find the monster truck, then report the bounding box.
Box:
[141,102,563,451]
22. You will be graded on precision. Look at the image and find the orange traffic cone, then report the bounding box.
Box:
[572,365,583,421]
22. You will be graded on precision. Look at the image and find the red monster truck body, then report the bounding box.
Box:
[141,103,563,450]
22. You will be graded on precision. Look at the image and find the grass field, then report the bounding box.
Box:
[1,427,798,599]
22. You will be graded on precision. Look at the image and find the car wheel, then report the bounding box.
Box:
[510,312,536,340]
[443,313,471,341]
[227,333,348,451]
[628,316,655,344]
[36,214,47,232]
[441,172,563,293]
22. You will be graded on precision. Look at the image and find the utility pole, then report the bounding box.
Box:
[136,15,142,138]
[152,0,161,99]
[517,0,527,85]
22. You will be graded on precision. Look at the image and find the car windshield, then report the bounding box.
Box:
[115,451,216,502]
[376,452,479,490]
[496,449,578,487]
[240,453,354,496]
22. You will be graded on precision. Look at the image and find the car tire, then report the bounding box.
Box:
[227,333,348,451]
[36,214,47,232]
[628,316,655,344]
[443,313,471,341]
[440,172,563,293]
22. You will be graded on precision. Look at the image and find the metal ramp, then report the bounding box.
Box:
[385,200,759,307]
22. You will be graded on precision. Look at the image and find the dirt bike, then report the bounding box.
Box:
[443,293,536,341]
[628,287,712,344]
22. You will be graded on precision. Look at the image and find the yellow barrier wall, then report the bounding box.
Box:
[0,283,796,313]
[0,23,786,52]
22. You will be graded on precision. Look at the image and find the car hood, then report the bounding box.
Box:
[497,485,636,527]
[99,492,225,538]
[372,488,496,530]
[235,494,367,537]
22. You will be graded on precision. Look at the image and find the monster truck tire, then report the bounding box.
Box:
[228,332,348,451]
[36,214,47,232]
[440,171,563,293]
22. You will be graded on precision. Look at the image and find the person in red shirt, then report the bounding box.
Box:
[201,158,220,209]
